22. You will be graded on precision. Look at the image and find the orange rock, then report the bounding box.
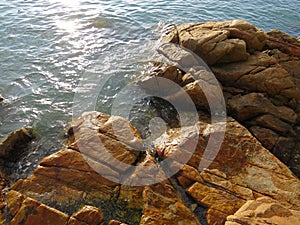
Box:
[72,205,104,225]
[226,197,300,225]
[10,197,69,225]
[108,220,128,225]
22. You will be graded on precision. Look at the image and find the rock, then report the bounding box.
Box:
[212,52,299,101]
[163,20,266,65]
[72,205,104,225]
[108,220,128,225]
[139,159,201,225]
[162,20,300,176]
[226,197,300,225]
[228,93,297,123]
[0,95,3,102]
[6,110,300,225]
[4,20,300,225]
[9,196,69,225]
[156,115,300,225]
[8,112,144,224]
[0,127,35,162]
[266,30,300,56]
[6,190,105,225]
[0,172,8,223]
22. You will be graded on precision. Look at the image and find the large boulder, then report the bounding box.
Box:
[5,111,300,225]
[161,20,300,177]
[154,114,300,225]
[163,20,267,65]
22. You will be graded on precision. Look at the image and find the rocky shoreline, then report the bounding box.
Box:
[0,20,300,225]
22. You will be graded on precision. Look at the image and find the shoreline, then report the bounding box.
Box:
[0,20,300,225]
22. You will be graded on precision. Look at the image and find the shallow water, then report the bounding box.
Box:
[0,0,299,178]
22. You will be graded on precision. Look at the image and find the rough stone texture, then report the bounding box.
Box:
[154,115,300,225]
[163,20,266,65]
[108,220,128,225]
[0,173,7,223]
[2,20,300,225]
[6,190,105,225]
[0,127,35,161]
[9,196,69,225]
[72,205,104,225]
[4,111,300,225]
[161,20,300,177]
[8,112,143,224]
[226,197,300,225]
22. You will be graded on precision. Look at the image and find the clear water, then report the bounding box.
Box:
[0,0,299,176]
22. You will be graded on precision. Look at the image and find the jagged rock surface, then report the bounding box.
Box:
[3,111,300,225]
[1,20,300,225]
[162,19,300,177]
[226,197,300,225]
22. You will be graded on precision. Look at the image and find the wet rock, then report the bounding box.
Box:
[0,127,35,162]
[226,197,300,225]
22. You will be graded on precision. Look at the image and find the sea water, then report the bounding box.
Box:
[0,0,299,177]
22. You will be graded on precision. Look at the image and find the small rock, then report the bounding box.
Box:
[10,196,69,225]
[72,205,104,225]
[0,127,35,162]
[108,220,128,225]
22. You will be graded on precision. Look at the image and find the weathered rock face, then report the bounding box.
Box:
[8,112,143,224]
[162,19,300,177]
[6,190,104,225]
[2,20,300,225]
[3,111,300,225]
[163,20,267,65]
[226,197,300,225]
